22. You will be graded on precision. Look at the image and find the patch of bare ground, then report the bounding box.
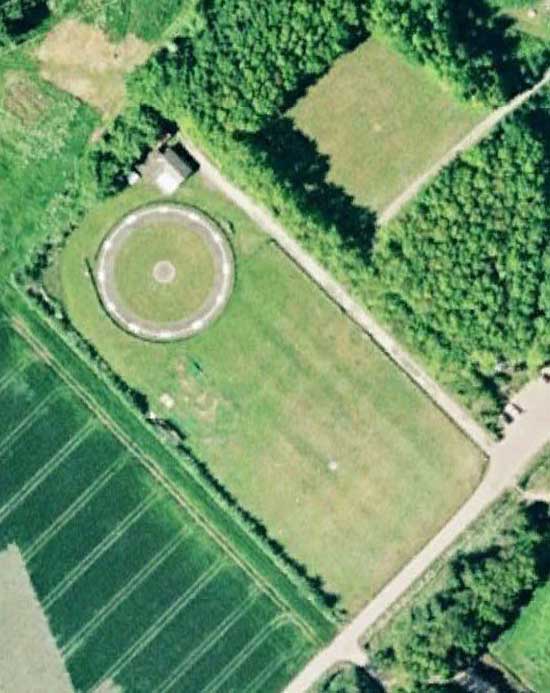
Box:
[0,544,73,693]
[35,19,153,119]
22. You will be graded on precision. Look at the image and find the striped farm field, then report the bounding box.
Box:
[0,299,332,692]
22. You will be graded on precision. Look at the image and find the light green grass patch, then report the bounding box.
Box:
[492,580,550,692]
[60,175,485,613]
[290,38,487,212]
[113,222,216,322]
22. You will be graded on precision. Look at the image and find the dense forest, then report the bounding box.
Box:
[370,95,550,430]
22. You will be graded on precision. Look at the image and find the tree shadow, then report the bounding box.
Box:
[242,116,377,261]
[3,0,50,41]
[450,0,540,98]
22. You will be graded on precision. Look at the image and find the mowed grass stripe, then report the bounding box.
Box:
[0,396,90,511]
[201,615,290,693]
[91,558,228,692]
[42,492,159,610]
[0,355,34,395]
[28,462,155,594]
[153,587,263,693]
[48,504,197,649]
[0,387,59,456]
[62,531,189,658]
[0,418,95,526]
[207,620,307,693]
[23,452,130,561]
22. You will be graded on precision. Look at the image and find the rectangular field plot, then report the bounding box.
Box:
[291,37,487,212]
[491,580,550,692]
[0,315,320,691]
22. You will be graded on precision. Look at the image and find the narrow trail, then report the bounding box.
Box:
[379,69,550,225]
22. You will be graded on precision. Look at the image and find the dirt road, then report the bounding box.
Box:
[379,69,550,225]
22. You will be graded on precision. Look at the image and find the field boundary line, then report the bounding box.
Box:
[9,314,324,644]
[243,653,288,693]
[0,419,95,526]
[63,530,190,658]
[42,492,159,610]
[379,69,550,225]
[0,356,33,394]
[23,453,130,562]
[91,558,227,691]
[0,388,59,457]
[153,587,261,693]
[202,614,289,693]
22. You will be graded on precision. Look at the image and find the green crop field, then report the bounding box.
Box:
[0,307,326,692]
[59,174,485,613]
[492,580,550,692]
[290,38,487,212]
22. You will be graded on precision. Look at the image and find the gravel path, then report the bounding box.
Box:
[96,204,234,342]
[182,138,492,453]
[379,69,550,225]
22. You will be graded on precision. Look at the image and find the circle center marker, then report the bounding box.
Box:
[153,260,176,284]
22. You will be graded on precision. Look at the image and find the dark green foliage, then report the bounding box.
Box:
[375,509,544,686]
[370,98,550,431]
[0,0,49,47]
[132,0,368,133]
[89,105,176,197]
[0,56,98,277]
[369,0,549,105]
[320,666,384,692]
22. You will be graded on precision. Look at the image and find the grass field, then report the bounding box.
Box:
[59,174,485,613]
[492,580,550,692]
[0,307,325,692]
[113,222,217,322]
[290,38,487,212]
[0,51,97,273]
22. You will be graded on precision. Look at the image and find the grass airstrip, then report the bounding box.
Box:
[291,38,488,212]
[58,174,485,612]
[0,301,324,692]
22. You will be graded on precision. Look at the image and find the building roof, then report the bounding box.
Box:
[139,148,194,196]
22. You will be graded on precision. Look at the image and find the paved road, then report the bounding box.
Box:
[379,69,550,225]
[284,376,550,691]
[182,139,492,453]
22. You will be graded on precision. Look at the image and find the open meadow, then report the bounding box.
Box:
[290,38,487,212]
[492,579,550,692]
[59,174,485,613]
[0,305,325,692]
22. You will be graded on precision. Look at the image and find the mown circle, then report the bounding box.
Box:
[95,204,234,341]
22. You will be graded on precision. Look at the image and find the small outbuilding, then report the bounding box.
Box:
[139,144,198,196]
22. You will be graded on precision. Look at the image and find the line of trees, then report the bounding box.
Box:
[371,502,550,692]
